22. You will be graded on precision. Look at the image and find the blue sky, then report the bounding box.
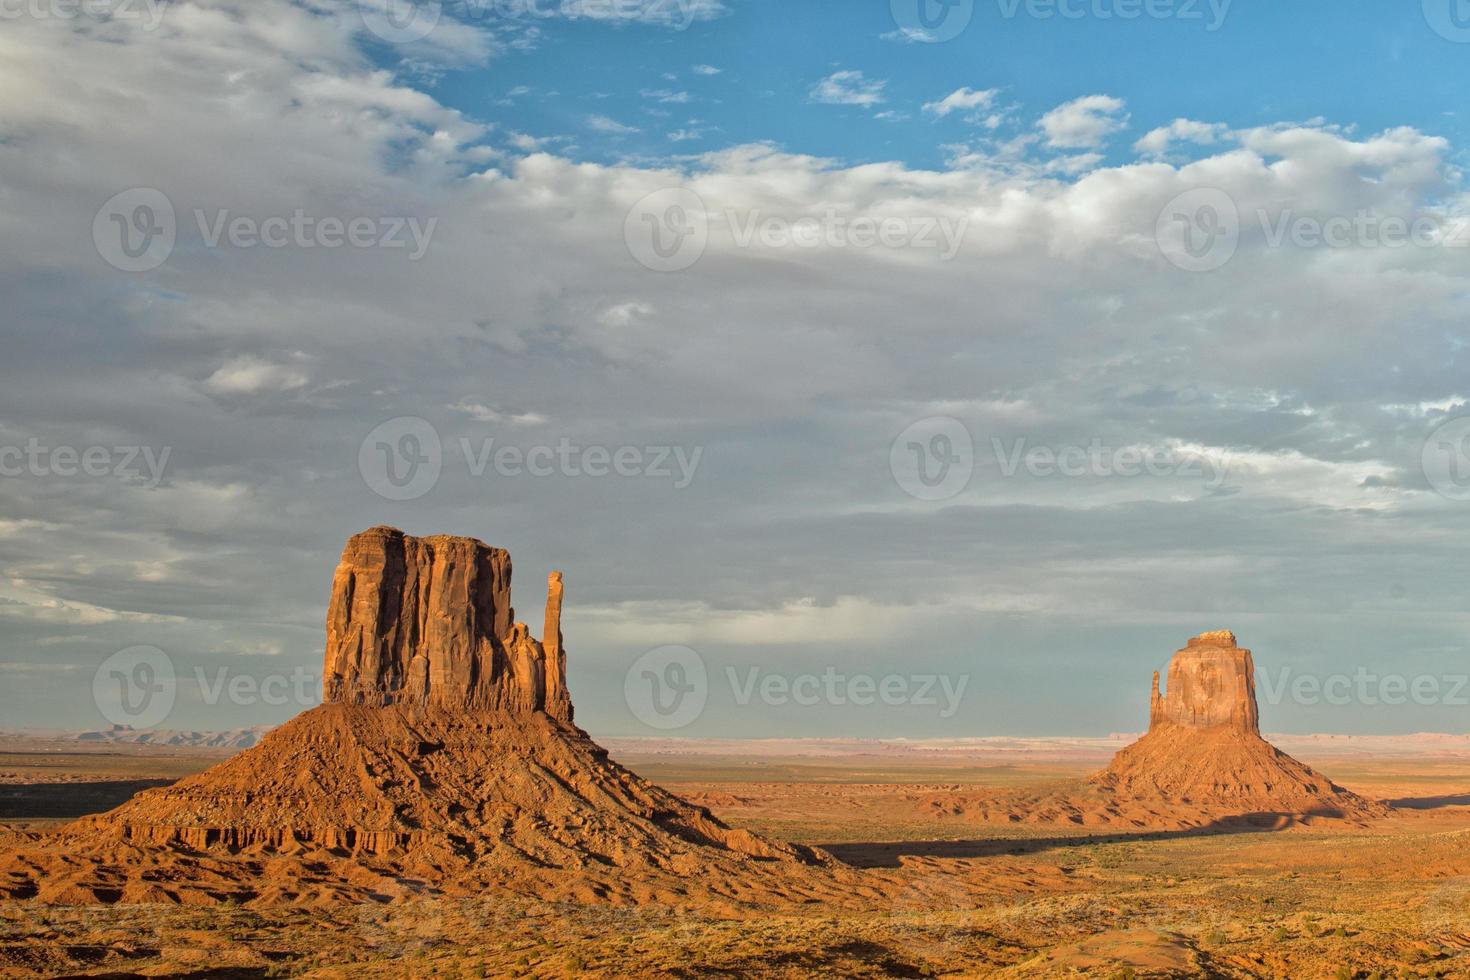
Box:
[418,0,1469,172]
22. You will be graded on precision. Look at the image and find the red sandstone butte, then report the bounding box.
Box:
[1093,630,1384,824]
[0,528,823,907]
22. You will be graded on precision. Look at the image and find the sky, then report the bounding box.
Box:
[1,0,1469,739]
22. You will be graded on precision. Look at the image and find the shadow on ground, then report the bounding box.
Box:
[0,779,174,819]
[1387,793,1470,809]
[819,807,1368,868]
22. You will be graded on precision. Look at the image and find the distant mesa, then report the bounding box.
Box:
[73,725,269,749]
[0,527,829,907]
[910,630,1387,831]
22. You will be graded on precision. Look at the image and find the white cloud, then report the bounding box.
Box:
[1040,94,1129,148]
[809,70,886,108]
[558,0,728,27]
[640,88,691,104]
[203,356,310,396]
[597,301,655,327]
[1135,118,1228,156]
[586,114,640,134]
[923,87,999,119]
[692,64,722,75]
[449,401,547,426]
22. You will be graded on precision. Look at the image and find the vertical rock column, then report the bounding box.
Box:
[543,571,572,723]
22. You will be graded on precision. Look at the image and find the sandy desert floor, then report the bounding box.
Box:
[6,737,1470,978]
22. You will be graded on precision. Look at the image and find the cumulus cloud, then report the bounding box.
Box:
[923,87,999,119]
[1135,118,1229,156]
[1040,94,1129,148]
[586,113,639,134]
[203,356,311,396]
[809,70,886,108]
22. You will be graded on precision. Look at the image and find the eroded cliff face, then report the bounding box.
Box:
[1148,630,1259,734]
[322,526,570,721]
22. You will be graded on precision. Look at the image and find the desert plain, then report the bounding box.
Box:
[6,733,1470,978]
